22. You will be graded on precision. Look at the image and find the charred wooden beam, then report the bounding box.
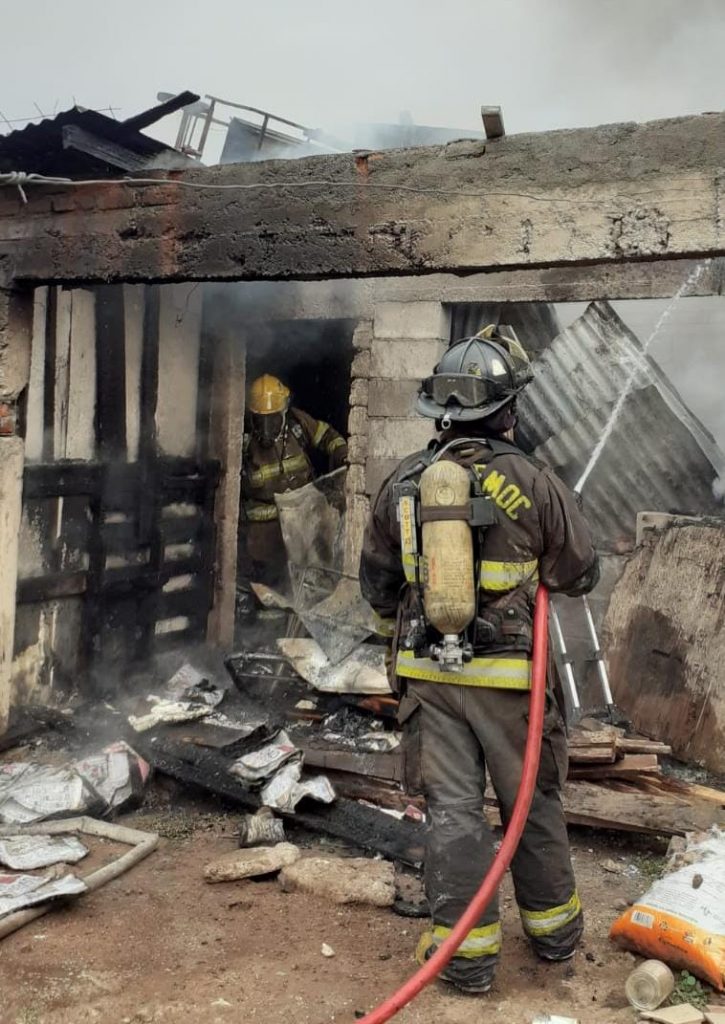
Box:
[17,570,87,603]
[62,126,151,173]
[123,91,200,132]
[137,736,425,866]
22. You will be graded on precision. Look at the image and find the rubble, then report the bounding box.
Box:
[73,741,150,813]
[0,763,93,824]
[0,744,150,824]
[164,663,225,707]
[531,1017,579,1024]
[238,808,285,848]
[279,855,396,907]
[278,638,390,695]
[138,733,426,866]
[203,843,300,883]
[229,731,299,784]
[639,1006,705,1024]
[260,759,335,813]
[128,698,211,733]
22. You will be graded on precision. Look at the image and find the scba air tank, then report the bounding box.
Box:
[419,460,476,637]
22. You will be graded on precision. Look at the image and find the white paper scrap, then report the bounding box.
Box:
[229,731,299,784]
[0,835,88,871]
[0,764,91,825]
[0,872,87,918]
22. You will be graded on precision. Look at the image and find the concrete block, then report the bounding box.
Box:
[278,855,395,906]
[347,406,369,438]
[342,490,370,574]
[367,417,435,459]
[351,349,371,378]
[347,434,369,465]
[373,301,449,340]
[204,842,300,882]
[366,457,400,498]
[352,320,373,351]
[368,379,419,418]
[345,463,366,495]
[370,338,446,380]
[349,378,369,408]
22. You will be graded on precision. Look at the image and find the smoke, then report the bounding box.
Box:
[4,0,725,148]
[517,0,725,131]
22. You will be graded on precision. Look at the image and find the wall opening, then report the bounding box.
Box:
[245,318,356,440]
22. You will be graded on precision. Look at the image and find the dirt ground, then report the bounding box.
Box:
[0,798,692,1024]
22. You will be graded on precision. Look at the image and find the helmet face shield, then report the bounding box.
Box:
[251,411,284,447]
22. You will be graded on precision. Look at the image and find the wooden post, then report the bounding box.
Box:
[205,313,245,647]
[0,286,34,733]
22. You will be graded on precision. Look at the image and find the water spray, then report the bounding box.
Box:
[574,260,710,494]
[563,260,710,716]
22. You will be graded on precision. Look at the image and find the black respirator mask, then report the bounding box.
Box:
[251,411,285,447]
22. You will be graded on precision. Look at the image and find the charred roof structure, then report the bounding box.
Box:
[0,92,198,178]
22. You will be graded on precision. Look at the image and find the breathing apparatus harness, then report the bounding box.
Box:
[393,435,527,672]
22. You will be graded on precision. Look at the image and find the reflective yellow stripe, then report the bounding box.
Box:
[431,922,501,959]
[248,453,309,485]
[480,558,539,593]
[519,892,582,937]
[397,651,531,689]
[402,552,418,584]
[312,421,329,446]
[326,435,346,453]
[244,502,279,522]
[373,612,396,639]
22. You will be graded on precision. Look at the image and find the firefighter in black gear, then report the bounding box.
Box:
[360,328,599,994]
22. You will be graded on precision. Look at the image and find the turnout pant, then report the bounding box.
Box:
[401,681,582,966]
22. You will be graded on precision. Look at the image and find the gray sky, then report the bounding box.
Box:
[2,0,725,147]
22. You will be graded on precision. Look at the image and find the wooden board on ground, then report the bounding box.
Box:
[569,754,661,780]
[483,776,723,836]
[298,745,402,783]
[561,780,724,836]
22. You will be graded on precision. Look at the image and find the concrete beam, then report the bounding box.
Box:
[3,113,725,287]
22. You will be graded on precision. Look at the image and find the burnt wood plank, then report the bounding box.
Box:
[137,737,425,866]
[95,285,127,458]
[17,571,87,603]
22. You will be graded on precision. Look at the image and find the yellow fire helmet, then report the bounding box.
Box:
[248,374,290,415]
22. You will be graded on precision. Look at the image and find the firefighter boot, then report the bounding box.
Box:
[416,929,497,994]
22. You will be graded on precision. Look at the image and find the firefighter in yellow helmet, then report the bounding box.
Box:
[239,374,348,594]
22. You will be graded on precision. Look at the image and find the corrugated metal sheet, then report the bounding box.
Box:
[449,302,562,357]
[517,301,725,548]
[0,106,191,177]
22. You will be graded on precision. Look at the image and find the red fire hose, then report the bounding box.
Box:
[355,585,550,1024]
